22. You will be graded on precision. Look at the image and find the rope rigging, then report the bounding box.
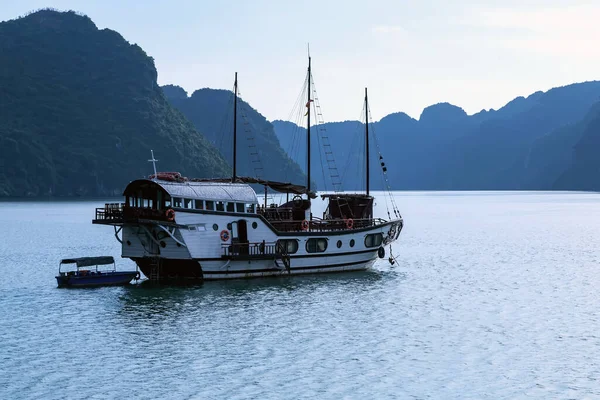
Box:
[282,69,343,195]
[367,103,401,219]
[237,84,264,180]
[310,72,342,193]
[216,94,235,156]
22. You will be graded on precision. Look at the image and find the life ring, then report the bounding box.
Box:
[220,230,230,242]
[301,219,309,231]
[345,218,354,229]
[165,208,175,221]
[135,271,141,280]
[378,247,385,259]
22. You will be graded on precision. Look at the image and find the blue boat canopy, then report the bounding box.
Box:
[60,256,115,268]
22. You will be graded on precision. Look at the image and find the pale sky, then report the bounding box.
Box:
[2,0,600,122]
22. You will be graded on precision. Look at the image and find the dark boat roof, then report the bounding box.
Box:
[132,174,317,200]
[126,179,259,203]
[198,177,317,199]
[60,256,115,267]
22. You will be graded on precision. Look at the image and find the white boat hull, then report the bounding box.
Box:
[118,208,401,280]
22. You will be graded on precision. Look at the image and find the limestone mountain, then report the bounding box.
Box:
[0,9,229,197]
[162,85,306,187]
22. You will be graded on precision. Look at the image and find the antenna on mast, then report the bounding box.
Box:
[232,72,238,182]
[148,150,158,180]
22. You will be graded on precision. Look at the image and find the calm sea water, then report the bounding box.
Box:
[1,192,600,399]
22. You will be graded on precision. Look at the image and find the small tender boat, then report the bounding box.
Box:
[56,256,140,288]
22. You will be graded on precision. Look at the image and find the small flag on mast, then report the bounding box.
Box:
[305,99,313,116]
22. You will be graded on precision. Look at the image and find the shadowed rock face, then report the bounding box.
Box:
[163,86,307,188]
[0,9,229,197]
[552,102,600,191]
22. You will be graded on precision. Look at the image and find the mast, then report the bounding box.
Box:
[365,88,369,196]
[232,72,238,182]
[307,57,311,193]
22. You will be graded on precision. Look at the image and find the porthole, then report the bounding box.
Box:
[252,222,258,229]
[227,223,232,230]
[126,240,131,246]
[336,240,342,248]
[349,239,355,248]
[160,241,166,248]
[213,224,218,231]
[176,243,181,247]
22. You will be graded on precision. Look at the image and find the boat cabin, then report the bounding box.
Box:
[322,194,374,220]
[126,179,258,215]
[95,179,260,223]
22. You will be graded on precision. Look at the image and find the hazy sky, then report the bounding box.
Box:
[2,0,599,122]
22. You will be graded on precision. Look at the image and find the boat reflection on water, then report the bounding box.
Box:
[115,269,387,321]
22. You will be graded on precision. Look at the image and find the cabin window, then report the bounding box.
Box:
[128,197,134,207]
[173,198,183,208]
[306,238,328,253]
[277,239,299,254]
[194,200,204,210]
[165,197,171,208]
[226,203,235,212]
[157,192,163,209]
[246,204,256,213]
[364,233,383,248]
[205,201,215,211]
[236,203,245,213]
[216,202,225,212]
[184,198,193,209]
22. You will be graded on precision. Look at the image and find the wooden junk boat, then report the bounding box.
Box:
[92,56,403,280]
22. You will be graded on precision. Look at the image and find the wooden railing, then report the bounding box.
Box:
[94,203,125,222]
[267,217,387,233]
[257,207,294,221]
[94,203,171,223]
[222,242,280,258]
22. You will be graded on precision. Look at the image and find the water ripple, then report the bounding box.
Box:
[1,193,600,399]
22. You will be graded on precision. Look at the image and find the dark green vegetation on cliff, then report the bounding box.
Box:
[0,9,229,197]
[273,82,600,191]
[162,85,306,186]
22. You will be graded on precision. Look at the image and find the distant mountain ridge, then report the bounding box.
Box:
[0,9,229,197]
[273,81,600,191]
[1,8,598,197]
